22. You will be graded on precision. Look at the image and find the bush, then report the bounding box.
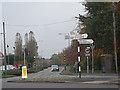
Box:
[2,67,41,76]
[27,67,37,73]
[27,67,42,73]
[2,65,48,76]
[2,69,22,76]
[70,65,75,73]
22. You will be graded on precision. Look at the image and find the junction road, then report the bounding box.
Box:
[1,67,119,89]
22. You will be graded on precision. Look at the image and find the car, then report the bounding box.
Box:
[8,65,16,70]
[0,65,16,71]
[51,65,59,72]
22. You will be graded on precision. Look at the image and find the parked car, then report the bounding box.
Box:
[0,65,16,71]
[51,65,59,72]
[8,65,16,70]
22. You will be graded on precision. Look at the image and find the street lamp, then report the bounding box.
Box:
[24,49,26,66]
[58,33,71,47]
[58,33,71,66]
[13,47,15,65]
[37,40,44,69]
[41,50,44,70]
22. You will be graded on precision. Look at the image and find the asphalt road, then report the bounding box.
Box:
[1,67,119,88]
[27,67,74,78]
[2,82,118,88]
[2,67,77,83]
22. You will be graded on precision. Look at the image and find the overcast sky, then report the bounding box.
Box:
[1,2,86,58]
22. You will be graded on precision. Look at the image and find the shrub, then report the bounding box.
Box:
[27,67,42,73]
[2,69,22,76]
[27,67,37,73]
[70,65,75,73]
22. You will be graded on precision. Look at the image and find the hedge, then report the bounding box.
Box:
[2,69,21,76]
[2,67,43,76]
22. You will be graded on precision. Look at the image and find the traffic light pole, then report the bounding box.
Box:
[64,54,66,70]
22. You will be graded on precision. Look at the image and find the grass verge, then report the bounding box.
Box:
[1,75,16,78]
[70,65,75,73]
[14,77,77,82]
[70,65,102,73]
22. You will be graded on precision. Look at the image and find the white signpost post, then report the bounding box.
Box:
[91,44,95,73]
[85,47,90,73]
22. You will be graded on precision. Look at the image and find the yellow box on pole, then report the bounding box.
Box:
[22,66,27,78]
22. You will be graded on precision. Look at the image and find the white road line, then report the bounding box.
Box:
[82,81,111,84]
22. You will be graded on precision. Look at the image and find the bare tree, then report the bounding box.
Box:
[28,31,38,57]
[24,33,29,56]
[15,32,22,59]
[24,33,29,49]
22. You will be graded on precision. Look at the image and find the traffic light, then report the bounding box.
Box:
[63,54,66,60]
[34,56,36,59]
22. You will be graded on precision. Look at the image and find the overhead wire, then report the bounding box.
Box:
[44,19,74,26]
[5,18,75,27]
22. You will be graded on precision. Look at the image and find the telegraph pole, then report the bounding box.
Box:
[7,45,9,65]
[0,33,3,53]
[68,33,71,66]
[113,0,118,73]
[3,22,7,70]
[13,47,15,65]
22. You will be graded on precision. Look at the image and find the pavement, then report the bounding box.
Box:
[60,66,120,86]
[60,66,119,77]
[60,66,78,76]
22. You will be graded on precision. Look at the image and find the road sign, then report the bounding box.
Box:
[90,44,95,49]
[85,47,90,56]
[85,48,90,54]
[65,35,70,39]
[77,33,88,39]
[22,66,27,78]
[65,33,88,39]
[79,39,94,44]
[71,33,88,39]
[70,31,76,35]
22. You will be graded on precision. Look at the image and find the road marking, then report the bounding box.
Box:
[113,78,120,80]
[82,81,111,84]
